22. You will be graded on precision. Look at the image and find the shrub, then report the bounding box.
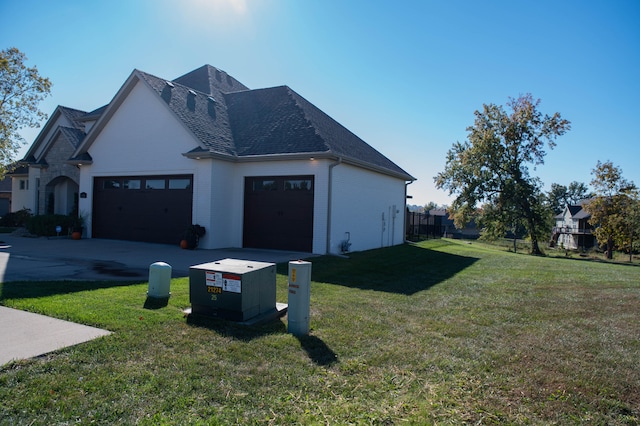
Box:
[0,208,33,227]
[26,214,77,237]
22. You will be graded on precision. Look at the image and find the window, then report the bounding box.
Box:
[123,179,141,189]
[253,180,278,191]
[19,179,29,190]
[169,178,191,189]
[103,180,121,189]
[146,179,166,189]
[285,179,312,191]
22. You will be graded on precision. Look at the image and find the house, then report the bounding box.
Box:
[550,202,595,250]
[14,106,88,216]
[0,172,15,216]
[15,65,415,254]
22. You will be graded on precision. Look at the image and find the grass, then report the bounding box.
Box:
[1,239,639,424]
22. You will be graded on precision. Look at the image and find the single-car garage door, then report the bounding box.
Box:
[93,175,193,244]
[243,175,314,252]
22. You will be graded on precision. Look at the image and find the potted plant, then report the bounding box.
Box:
[180,224,206,249]
[70,214,85,240]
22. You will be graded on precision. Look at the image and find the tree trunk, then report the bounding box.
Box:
[525,213,543,255]
[530,233,542,255]
[606,236,613,259]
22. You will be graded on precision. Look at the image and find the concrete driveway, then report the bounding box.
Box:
[0,232,312,282]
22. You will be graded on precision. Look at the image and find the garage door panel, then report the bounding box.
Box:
[243,176,314,252]
[93,175,193,245]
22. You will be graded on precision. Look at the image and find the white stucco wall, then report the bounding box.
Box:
[329,163,407,254]
[555,209,580,250]
[10,175,32,212]
[78,80,202,238]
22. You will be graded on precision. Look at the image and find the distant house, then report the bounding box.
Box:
[0,173,13,216]
[15,65,415,254]
[551,202,595,250]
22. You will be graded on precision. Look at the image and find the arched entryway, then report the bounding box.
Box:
[44,176,79,216]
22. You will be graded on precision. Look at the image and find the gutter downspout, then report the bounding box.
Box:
[326,157,342,254]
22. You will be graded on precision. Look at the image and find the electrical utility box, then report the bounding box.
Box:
[189,258,276,321]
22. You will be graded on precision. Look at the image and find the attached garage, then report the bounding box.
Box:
[243,175,314,252]
[92,175,193,244]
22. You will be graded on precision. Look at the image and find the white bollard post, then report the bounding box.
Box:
[148,262,172,298]
[288,260,311,336]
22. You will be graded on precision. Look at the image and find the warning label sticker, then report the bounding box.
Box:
[222,274,241,293]
[205,271,223,287]
[205,271,241,293]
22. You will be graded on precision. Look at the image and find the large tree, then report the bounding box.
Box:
[547,181,593,214]
[0,47,52,176]
[435,94,571,255]
[584,161,638,260]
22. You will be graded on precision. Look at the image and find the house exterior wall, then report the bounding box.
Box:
[78,80,200,238]
[13,110,80,214]
[10,174,31,212]
[39,132,80,215]
[194,159,237,249]
[330,163,407,254]
[554,207,595,250]
[555,209,579,249]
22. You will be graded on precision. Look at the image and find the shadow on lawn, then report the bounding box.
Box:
[186,314,338,366]
[0,279,145,301]
[283,242,479,296]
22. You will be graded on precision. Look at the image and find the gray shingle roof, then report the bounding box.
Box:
[138,70,238,156]
[225,86,329,156]
[225,86,413,178]
[58,126,85,149]
[172,65,249,95]
[58,106,88,130]
[73,65,414,180]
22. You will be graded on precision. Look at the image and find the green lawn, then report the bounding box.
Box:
[1,240,638,424]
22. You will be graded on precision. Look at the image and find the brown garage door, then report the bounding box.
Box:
[243,175,314,252]
[93,175,193,244]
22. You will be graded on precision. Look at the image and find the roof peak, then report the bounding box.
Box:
[172,65,249,95]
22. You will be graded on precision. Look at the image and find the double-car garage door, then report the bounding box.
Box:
[93,175,193,245]
[93,174,314,251]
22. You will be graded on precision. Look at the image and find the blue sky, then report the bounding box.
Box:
[2,0,639,206]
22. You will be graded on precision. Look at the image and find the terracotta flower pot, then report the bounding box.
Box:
[71,231,82,240]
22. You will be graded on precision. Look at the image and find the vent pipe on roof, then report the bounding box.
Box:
[165,81,174,88]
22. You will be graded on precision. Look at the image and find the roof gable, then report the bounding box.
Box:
[138,70,237,156]
[559,203,591,221]
[22,105,88,164]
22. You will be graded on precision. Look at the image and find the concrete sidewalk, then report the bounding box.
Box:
[0,306,111,365]
[0,232,311,365]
